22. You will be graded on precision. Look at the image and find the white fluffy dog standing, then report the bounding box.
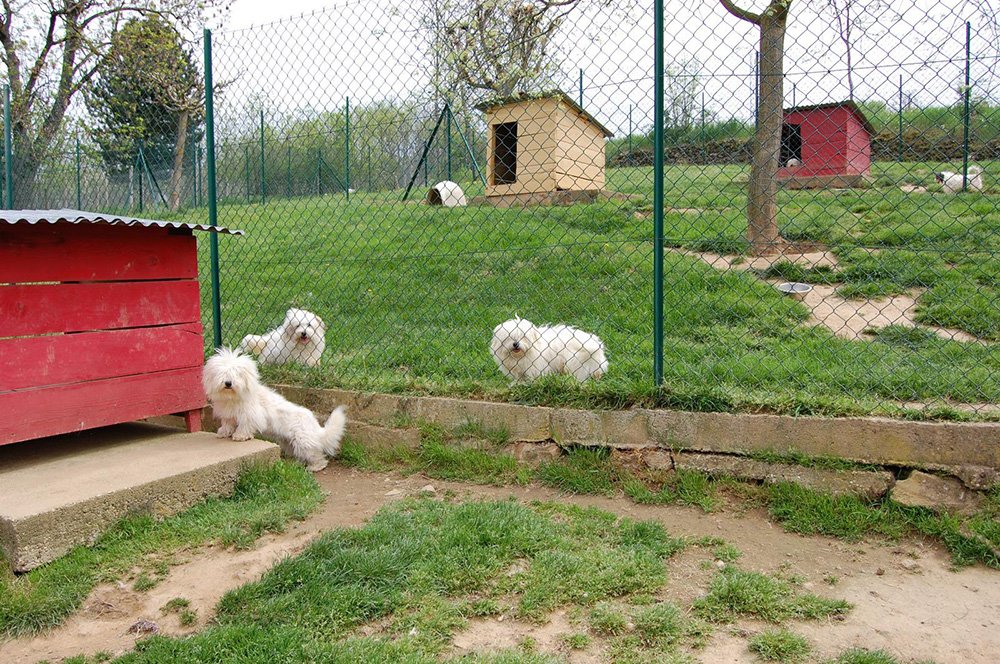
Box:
[935,166,983,193]
[239,308,326,367]
[202,348,346,471]
[490,317,608,382]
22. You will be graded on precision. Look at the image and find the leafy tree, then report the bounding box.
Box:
[87,15,205,210]
[86,18,190,173]
[0,0,223,207]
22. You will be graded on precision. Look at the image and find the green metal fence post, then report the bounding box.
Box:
[402,106,448,200]
[244,143,251,204]
[628,104,632,157]
[197,144,203,205]
[453,115,487,189]
[897,75,903,163]
[962,21,972,191]
[700,92,705,162]
[653,0,664,385]
[204,28,222,349]
[259,109,266,205]
[316,146,321,195]
[345,96,351,201]
[446,103,452,181]
[192,136,198,207]
[75,135,82,209]
[4,84,12,208]
[286,142,292,197]
[137,142,144,213]
[468,119,476,181]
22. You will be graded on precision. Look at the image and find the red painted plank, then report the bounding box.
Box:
[0,224,197,283]
[183,409,203,433]
[0,368,206,446]
[0,323,204,392]
[0,281,201,336]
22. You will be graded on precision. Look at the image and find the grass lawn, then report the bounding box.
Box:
[184,160,1000,419]
[337,423,1000,571]
[60,423,997,663]
[98,496,852,664]
[0,461,322,639]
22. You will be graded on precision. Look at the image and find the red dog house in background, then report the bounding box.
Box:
[777,101,874,188]
[0,211,240,446]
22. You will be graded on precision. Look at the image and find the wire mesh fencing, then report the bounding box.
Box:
[7,0,1000,419]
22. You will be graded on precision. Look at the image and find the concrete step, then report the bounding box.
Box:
[0,423,279,572]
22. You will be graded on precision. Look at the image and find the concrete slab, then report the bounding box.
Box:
[0,423,279,572]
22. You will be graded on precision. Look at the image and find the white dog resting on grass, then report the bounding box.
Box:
[490,317,608,382]
[202,348,346,471]
[935,166,983,193]
[238,308,326,367]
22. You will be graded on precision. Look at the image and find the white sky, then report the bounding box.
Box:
[204,0,999,140]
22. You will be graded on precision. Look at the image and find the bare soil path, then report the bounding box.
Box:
[3,466,997,664]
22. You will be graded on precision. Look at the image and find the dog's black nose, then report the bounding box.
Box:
[224,381,232,389]
[512,342,521,351]
[300,332,308,339]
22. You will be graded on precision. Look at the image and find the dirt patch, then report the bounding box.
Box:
[673,247,983,342]
[896,400,1000,416]
[451,610,601,662]
[797,285,979,343]
[2,468,998,663]
[673,246,838,273]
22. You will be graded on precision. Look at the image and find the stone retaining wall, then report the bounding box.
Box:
[273,386,1000,488]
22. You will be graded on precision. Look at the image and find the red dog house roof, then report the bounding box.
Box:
[0,209,242,234]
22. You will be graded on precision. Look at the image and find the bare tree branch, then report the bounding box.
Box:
[719,0,762,25]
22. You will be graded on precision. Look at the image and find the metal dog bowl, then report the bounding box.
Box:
[776,281,812,301]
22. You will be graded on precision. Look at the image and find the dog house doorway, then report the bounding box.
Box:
[493,122,517,185]
[781,123,802,166]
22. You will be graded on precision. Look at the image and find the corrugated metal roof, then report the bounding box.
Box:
[0,209,243,235]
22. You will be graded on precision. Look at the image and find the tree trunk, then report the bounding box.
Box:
[747,8,789,256]
[168,109,190,211]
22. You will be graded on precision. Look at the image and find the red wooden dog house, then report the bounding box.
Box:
[0,210,240,446]
[777,101,874,188]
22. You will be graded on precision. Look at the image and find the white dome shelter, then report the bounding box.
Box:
[427,180,467,207]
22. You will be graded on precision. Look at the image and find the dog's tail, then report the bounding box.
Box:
[321,405,347,457]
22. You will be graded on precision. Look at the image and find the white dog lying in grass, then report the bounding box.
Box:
[239,308,326,367]
[490,317,608,382]
[935,166,983,193]
[202,348,346,471]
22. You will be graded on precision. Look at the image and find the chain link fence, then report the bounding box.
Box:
[6,0,1000,419]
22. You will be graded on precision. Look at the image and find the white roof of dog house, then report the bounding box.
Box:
[0,209,243,235]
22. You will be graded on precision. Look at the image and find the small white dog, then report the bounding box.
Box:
[490,317,608,382]
[239,308,326,367]
[935,166,983,193]
[202,348,346,471]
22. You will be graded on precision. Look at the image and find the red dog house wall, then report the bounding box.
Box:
[0,211,240,446]
[777,101,874,187]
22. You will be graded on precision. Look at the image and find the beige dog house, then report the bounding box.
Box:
[477,91,613,206]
